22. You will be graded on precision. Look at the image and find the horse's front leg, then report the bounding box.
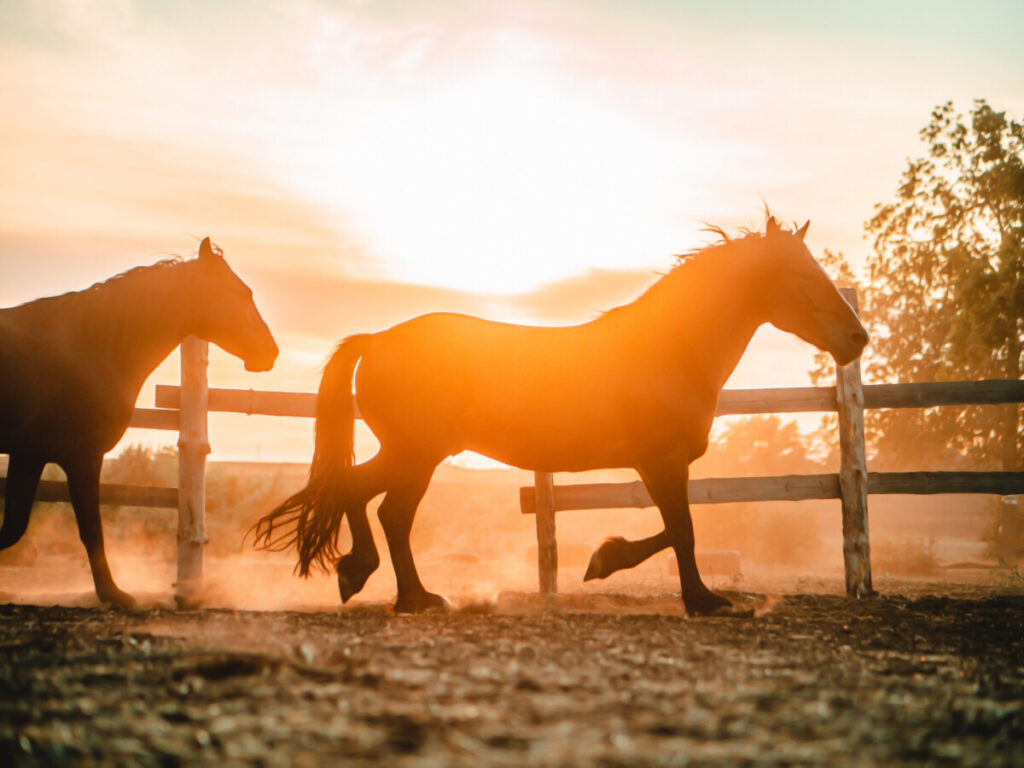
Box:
[64,454,136,608]
[0,453,44,551]
[638,459,733,617]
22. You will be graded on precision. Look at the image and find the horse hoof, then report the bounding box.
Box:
[337,572,357,603]
[393,592,450,614]
[683,591,733,618]
[336,554,378,603]
[102,590,137,610]
[583,537,626,581]
[701,605,755,619]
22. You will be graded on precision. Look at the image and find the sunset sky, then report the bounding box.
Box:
[2,0,1022,463]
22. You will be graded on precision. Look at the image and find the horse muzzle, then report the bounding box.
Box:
[244,343,279,372]
[833,328,869,367]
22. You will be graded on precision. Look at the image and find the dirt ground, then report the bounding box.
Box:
[1,583,1023,767]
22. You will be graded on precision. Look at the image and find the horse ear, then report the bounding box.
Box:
[766,216,781,236]
[198,237,216,261]
[795,220,810,241]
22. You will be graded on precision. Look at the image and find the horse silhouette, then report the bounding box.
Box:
[253,218,867,615]
[0,238,277,607]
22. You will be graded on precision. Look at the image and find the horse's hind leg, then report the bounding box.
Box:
[0,454,44,550]
[337,503,379,603]
[64,454,135,608]
[332,455,393,602]
[377,460,446,614]
[584,531,671,581]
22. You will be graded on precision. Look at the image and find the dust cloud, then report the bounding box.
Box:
[0,431,1006,612]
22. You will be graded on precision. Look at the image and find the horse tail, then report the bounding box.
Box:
[249,334,371,575]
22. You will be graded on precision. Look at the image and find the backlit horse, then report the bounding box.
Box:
[0,239,277,606]
[254,218,866,615]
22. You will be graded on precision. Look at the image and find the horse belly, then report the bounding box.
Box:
[457,380,639,471]
[465,426,635,472]
[0,332,128,457]
[466,378,716,472]
[0,337,55,453]
[356,362,620,470]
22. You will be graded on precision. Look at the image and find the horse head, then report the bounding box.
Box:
[757,218,868,366]
[192,238,279,371]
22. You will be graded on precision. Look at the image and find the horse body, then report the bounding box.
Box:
[255,218,867,615]
[357,313,659,471]
[1,239,277,606]
[356,250,760,473]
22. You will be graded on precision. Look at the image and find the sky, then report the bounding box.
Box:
[1,0,1022,464]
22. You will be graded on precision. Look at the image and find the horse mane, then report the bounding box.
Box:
[82,257,184,293]
[663,227,762,282]
[675,206,795,265]
[12,257,193,331]
[69,240,220,305]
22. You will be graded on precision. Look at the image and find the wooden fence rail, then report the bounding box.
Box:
[157,379,1024,419]
[0,478,178,508]
[520,472,1024,513]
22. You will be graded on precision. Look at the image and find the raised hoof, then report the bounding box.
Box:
[583,551,603,582]
[393,592,451,615]
[583,537,626,582]
[337,572,357,604]
[336,554,378,603]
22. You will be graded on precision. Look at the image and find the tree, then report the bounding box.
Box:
[694,414,817,478]
[102,444,178,487]
[808,101,1023,559]
[807,248,863,469]
[855,100,1023,472]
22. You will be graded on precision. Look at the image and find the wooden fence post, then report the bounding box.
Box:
[995,495,1021,564]
[176,336,209,606]
[534,471,558,595]
[836,288,873,597]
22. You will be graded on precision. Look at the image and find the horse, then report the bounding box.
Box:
[0,238,278,607]
[252,217,867,615]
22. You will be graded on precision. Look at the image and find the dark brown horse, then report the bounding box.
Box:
[253,218,866,615]
[0,239,277,606]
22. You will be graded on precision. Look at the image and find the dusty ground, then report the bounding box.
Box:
[1,584,1023,767]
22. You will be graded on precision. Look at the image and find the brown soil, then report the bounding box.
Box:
[1,586,1023,767]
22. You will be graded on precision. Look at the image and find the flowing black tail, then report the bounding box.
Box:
[249,334,370,575]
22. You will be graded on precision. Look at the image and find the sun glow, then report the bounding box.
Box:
[277,30,714,295]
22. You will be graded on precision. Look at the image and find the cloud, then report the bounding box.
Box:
[246,261,663,344]
[248,268,492,341]
[511,267,659,322]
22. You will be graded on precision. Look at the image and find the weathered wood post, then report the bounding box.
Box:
[995,495,1021,565]
[176,336,209,606]
[534,471,558,595]
[836,288,873,597]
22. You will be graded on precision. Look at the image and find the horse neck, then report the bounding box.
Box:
[73,261,200,392]
[618,249,765,391]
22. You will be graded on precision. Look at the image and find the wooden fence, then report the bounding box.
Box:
[3,288,1022,602]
